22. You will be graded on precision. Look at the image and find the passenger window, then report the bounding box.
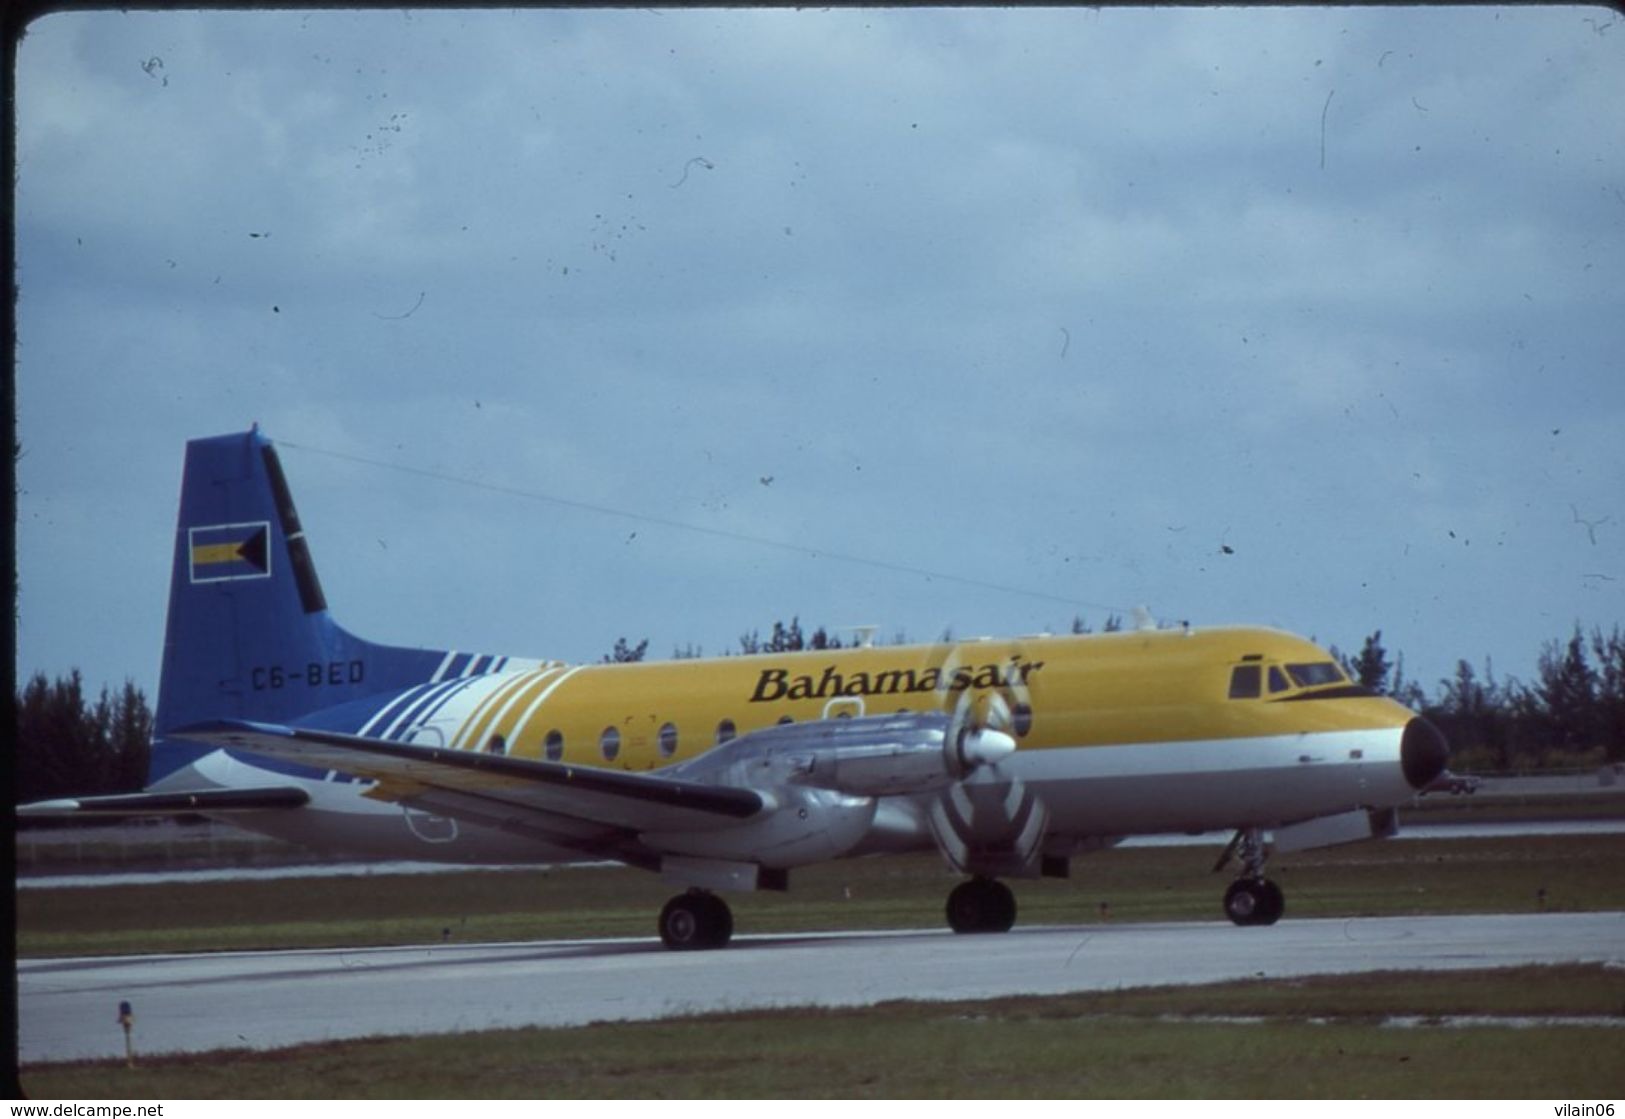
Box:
[486,733,507,755]
[716,718,737,745]
[1228,665,1261,699]
[1268,666,1290,694]
[544,729,563,761]
[599,726,620,761]
[658,721,678,758]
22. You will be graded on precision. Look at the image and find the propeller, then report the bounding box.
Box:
[920,636,1037,777]
[943,679,1019,777]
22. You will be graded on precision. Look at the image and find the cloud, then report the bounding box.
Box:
[15,6,1624,698]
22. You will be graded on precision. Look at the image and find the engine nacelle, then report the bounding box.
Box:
[647,712,1018,869]
[642,784,877,868]
[789,724,1018,796]
[668,710,1016,798]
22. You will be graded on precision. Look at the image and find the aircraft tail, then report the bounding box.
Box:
[151,428,449,781]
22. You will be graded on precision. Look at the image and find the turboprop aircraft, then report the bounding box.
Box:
[22,428,1450,949]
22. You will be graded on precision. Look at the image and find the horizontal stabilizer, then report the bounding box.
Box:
[17,786,310,819]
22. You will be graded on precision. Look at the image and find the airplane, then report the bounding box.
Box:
[21,427,1451,949]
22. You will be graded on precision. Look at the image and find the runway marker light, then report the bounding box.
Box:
[118,999,135,1067]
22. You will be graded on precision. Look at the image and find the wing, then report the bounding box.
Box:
[171,719,766,861]
[17,786,311,818]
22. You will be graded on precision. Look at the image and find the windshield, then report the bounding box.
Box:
[1286,662,1348,689]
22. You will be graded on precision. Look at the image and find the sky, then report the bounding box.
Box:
[13,5,1625,706]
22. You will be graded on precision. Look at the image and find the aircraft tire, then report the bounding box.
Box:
[1223,877,1284,927]
[946,877,1017,934]
[1256,878,1285,925]
[659,890,733,950]
[1223,878,1259,925]
[702,891,735,946]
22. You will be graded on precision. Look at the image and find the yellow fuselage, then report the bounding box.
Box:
[437,626,1411,773]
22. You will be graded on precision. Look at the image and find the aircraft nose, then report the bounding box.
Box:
[1400,716,1449,789]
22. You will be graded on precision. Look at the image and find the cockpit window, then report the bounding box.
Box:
[1228,664,1261,699]
[1287,662,1345,688]
[1268,666,1290,694]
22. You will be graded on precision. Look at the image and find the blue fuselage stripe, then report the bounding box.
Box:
[412,675,485,727]
[359,682,436,737]
[384,675,485,740]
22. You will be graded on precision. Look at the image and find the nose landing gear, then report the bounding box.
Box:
[1216,826,1285,927]
[1223,875,1285,926]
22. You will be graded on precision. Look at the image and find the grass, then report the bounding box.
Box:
[20,965,1625,1098]
[17,835,1625,1098]
[17,834,1625,957]
[1404,789,1625,823]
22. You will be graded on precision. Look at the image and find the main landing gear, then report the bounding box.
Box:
[946,876,1017,934]
[1223,876,1284,926]
[659,889,734,950]
[1217,826,1285,927]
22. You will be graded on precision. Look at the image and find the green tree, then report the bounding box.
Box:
[807,626,843,650]
[1535,627,1598,753]
[1433,658,1509,769]
[738,617,841,654]
[109,680,154,792]
[602,637,649,664]
[1589,625,1625,762]
[1351,630,1392,694]
[14,671,152,801]
[1389,651,1426,709]
[766,617,805,653]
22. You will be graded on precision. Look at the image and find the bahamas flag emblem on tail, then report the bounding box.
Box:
[188,521,271,583]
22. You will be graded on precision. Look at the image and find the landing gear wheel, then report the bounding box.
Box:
[1257,878,1284,924]
[1223,877,1284,927]
[946,877,1017,934]
[659,890,734,950]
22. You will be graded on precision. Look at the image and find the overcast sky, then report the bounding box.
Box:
[14,5,1624,706]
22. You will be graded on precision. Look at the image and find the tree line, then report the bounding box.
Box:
[13,671,152,803]
[1335,625,1625,771]
[13,620,1623,800]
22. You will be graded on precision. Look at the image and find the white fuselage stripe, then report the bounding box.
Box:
[507,665,584,747]
[473,666,566,749]
[430,651,459,683]
[448,670,546,752]
[1009,727,1402,782]
[382,677,479,741]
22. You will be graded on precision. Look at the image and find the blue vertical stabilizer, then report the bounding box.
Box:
[151,428,448,781]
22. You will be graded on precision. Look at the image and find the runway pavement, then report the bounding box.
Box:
[18,911,1625,1064]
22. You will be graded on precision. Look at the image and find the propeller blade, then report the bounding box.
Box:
[984,692,1013,732]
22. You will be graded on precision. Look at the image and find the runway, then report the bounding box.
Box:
[18,911,1625,1065]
